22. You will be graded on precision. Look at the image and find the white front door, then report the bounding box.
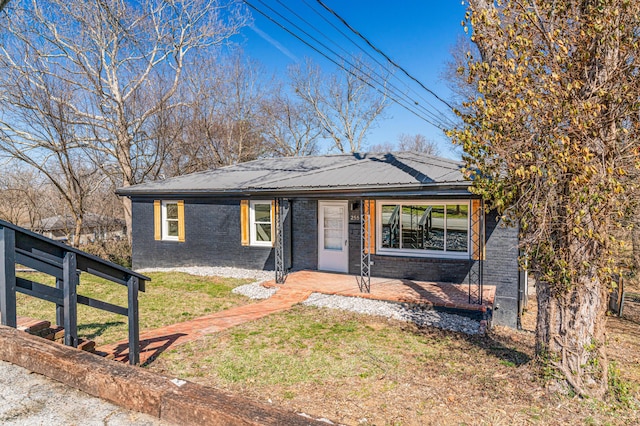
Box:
[318,201,349,273]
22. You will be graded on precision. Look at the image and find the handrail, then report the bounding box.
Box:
[389,205,400,234]
[418,206,433,227]
[0,219,148,365]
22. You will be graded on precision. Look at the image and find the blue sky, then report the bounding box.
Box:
[235,1,469,158]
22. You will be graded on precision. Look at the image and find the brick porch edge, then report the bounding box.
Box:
[0,326,324,426]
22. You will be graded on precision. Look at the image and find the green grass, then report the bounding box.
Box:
[149,305,640,426]
[16,271,251,345]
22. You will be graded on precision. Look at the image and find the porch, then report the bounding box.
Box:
[264,270,496,319]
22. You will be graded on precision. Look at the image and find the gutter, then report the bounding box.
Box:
[116,182,474,199]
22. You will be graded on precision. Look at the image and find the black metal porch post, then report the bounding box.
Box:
[275,198,288,284]
[358,199,371,293]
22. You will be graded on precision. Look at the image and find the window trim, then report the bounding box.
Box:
[375,199,471,259]
[161,200,180,241]
[249,200,273,247]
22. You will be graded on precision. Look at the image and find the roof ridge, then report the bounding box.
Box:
[397,151,463,169]
[253,156,365,188]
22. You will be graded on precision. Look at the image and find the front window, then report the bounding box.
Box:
[250,201,273,246]
[162,201,179,241]
[379,201,469,256]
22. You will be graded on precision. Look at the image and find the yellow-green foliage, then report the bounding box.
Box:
[449,0,640,296]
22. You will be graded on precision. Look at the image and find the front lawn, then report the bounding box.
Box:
[16,271,252,345]
[149,303,640,425]
[14,270,640,424]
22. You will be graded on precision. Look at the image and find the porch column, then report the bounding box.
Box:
[357,199,371,293]
[274,198,289,284]
[468,199,485,304]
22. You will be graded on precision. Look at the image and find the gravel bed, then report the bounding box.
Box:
[303,293,482,335]
[137,266,278,300]
[137,266,275,283]
[232,282,278,299]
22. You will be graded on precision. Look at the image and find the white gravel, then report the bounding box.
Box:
[139,266,482,334]
[303,293,483,335]
[137,266,275,283]
[232,283,278,299]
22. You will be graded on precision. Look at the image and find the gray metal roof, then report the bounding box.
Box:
[117,151,470,197]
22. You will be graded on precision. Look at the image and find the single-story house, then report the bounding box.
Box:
[117,152,525,328]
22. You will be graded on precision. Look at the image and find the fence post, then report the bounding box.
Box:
[56,278,64,327]
[127,275,140,366]
[0,227,16,328]
[63,252,78,347]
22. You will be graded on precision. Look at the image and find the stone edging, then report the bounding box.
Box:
[0,326,323,426]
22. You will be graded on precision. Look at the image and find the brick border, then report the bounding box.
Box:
[0,326,323,425]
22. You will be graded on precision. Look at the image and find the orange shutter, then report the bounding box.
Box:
[271,200,276,247]
[177,200,185,242]
[153,200,161,241]
[240,200,249,246]
[471,199,484,260]
[364,200,376,254]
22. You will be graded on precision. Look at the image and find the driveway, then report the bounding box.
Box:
[0,360,167,425]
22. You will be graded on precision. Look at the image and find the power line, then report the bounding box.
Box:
[272,0,455,127]
[315,0,456,113]
[299,0,456,127]
[243,0,452,130]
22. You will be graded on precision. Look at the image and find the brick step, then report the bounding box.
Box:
[16,317,97,353]
[17,317,51,334]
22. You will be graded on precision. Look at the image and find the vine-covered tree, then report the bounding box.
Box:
[450,0,640,398]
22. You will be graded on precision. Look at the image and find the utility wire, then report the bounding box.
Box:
[243,0,449,130]
[316,0,456,112]
[244,1,446,129]
[300,0,456,127]
[279,0,456,128]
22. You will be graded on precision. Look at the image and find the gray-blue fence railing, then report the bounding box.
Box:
[0,220,148,365]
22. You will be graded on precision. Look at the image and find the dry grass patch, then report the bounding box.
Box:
[148,303,640,425]
[15,271,251,345]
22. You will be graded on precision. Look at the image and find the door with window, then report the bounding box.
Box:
[318,201,349,273]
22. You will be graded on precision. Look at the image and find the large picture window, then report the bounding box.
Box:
[378,201,469,257]
[249,200,273,246]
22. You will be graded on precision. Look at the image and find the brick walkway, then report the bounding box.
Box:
[95,287,313,365]
[96,271,495,365]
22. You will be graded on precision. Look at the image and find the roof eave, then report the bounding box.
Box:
[118,181,475,199]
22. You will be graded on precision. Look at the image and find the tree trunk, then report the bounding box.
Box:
[632,214,640,274]
[119,185,133,245]
[73,216,83,247]
[535,273,608,398]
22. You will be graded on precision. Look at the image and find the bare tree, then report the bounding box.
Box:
[0,166,45,228]
[261,84,322,157]
[158,53,270,176]
[397,133,440,155]
[368,134,440,155]
[290,58,389,153]
[0,0,248,241]
[0,63,106,246]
